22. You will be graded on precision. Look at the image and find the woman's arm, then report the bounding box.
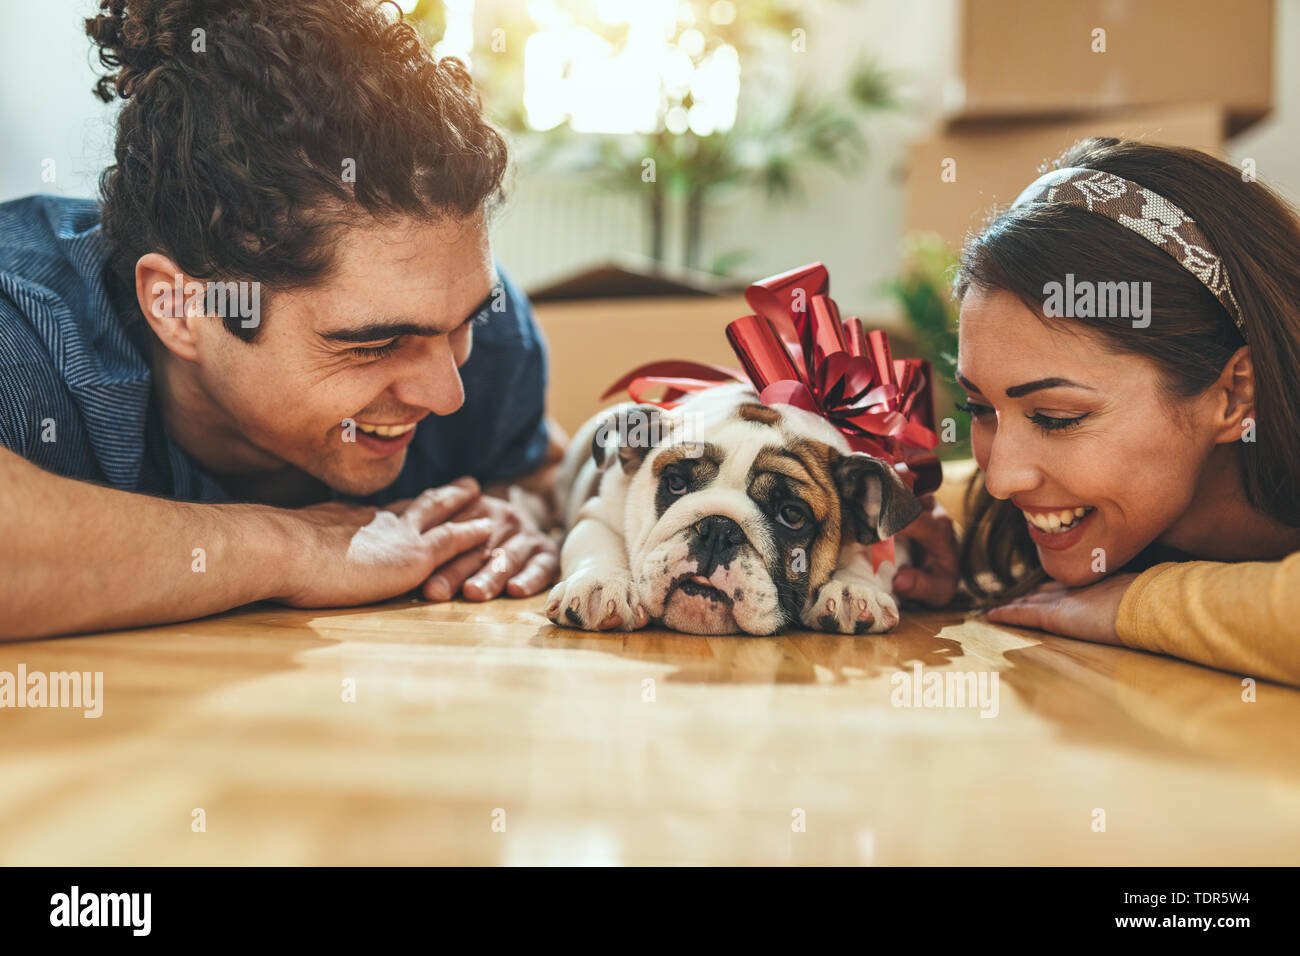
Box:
[1114,554,1300,685]
[988,554,1300,686]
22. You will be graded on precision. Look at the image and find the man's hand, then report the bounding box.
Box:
[279,477,495,608]
[892,495,959,607]
[420,492,559,602]
[984,573,1137,645]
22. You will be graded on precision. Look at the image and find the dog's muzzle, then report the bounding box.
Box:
[688,514,748,576]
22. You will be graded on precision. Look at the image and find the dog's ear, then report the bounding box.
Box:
[591,403,666,475]
[832,451,923,543]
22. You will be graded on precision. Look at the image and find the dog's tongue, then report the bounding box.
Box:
[691,575,713,586]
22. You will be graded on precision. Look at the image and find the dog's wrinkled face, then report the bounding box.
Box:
[600,384,919,635]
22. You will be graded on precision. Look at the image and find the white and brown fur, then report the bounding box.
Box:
[545,383,921,636]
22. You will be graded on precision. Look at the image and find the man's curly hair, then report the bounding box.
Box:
[85,0,509,341]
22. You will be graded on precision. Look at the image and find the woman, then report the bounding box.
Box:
[895,138,1300,686]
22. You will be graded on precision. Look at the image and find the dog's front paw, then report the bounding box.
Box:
[545,571,649,631]
[801,576,900,634]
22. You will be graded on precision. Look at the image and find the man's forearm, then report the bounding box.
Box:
[0,447,296,640]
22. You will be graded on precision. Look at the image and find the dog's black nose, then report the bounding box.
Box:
[693,515,747,545]
[690,515,747,576]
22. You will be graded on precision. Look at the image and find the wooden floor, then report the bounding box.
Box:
[2,595,1298,866]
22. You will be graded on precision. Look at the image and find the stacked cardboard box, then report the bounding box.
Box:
[534,290,928,436]
[533,293,749,436]
[907,0,1274,250]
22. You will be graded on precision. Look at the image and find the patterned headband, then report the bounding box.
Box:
[1009,166,1245,333]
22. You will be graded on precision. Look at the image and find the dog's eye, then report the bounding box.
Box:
[777,502,807,530]
[666,473,689,495]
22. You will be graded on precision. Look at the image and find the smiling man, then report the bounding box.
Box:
[0,0,564,639]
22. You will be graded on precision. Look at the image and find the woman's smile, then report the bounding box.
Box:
[1015,502,1099,551]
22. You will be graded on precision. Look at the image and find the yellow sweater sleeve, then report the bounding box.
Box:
[1115,551,1300,686]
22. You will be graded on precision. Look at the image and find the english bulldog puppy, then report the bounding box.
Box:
[545,382,922,635]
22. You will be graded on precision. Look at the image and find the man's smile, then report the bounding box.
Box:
[350,418,424,457]
[355,421,420,438]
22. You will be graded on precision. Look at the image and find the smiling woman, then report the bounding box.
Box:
[948,138,1300,685]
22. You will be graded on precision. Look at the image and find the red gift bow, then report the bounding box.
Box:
[601,262,943,498]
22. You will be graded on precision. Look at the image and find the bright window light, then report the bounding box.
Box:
[433,0,476,66]
[521,1,741,135]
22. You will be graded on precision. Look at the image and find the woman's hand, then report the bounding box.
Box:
[892,494,960,607]
[984,573,1139,644]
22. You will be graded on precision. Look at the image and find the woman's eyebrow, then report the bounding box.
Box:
[956,371,1095,398]
[319,287,499,343]
[1004,377,1095,398]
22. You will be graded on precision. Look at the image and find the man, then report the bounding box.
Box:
[0,0,563,639]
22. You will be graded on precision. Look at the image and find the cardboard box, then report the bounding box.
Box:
[904,103,1226,250]
[533,294,750,437]
[533,294,919,437]
[950,0,1273,135]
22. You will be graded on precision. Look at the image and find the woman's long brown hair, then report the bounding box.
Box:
[954,138,1300,602]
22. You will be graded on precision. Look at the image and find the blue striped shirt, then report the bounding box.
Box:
[0,195,550,504]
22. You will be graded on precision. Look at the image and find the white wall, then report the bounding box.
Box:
[3,0,1297,318]
[1234,0,1300,200]
[0,0,117,202]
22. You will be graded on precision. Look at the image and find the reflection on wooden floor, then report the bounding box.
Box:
[1,595,1297,865]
